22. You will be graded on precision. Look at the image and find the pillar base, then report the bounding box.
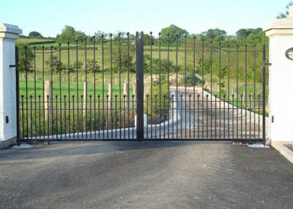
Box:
[0,136,17,149]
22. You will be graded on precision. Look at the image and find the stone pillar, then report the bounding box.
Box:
[0,23,22,148]
[264,6,293,142]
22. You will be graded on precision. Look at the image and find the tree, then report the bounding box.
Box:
[143,34,155,46]
[160,25,189,43]
[16,44,35,72]
[28,31,43,38]
[277,1,293,18]
[56,26,86,43]
[201,28,227,42]
[112,40,135,73]
[86,59,100,72]
[45,55,67,72]
[236,28,267,43]
[246,28,267,43]
[129,33,136,40]
[94,30,104,43]
[236,29,250,41]
[143,55,178,74]
[113,32,126,42]
[71,61,83,71]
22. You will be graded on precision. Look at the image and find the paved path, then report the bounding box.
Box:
[1,141,293,209]
[145,88,263,140]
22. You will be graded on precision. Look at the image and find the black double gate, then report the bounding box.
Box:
[16,32,267,143]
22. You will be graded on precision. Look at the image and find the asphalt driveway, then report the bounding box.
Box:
[0,141,292,209]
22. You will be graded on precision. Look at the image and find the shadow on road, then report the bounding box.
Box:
[0,141,228,163]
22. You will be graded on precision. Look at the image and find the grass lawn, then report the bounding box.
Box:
[19,80,133,99]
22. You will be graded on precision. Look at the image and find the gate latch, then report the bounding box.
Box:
[263,62,272,66]
[9,64,16,68]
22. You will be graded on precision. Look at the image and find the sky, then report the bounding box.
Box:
[0,0,290,37]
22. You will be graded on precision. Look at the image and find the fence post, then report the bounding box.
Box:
[44,80,53,134]
[264,5,293,144]
[0,23,22,148]
[107,83,112,127]
[132,82,136,109]
[83,81,88,128]
[123,82,129,111]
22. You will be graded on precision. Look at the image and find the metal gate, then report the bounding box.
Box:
[16,32,267,143]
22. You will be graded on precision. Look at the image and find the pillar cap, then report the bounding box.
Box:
[0,23,22,35]
[0,23,22,39]
[264,6,293,37]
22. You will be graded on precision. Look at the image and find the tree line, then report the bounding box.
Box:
[51,24,267,45]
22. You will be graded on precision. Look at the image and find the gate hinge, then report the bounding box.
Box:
[9,64,16,68]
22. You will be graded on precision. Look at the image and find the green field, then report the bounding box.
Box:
[16,37,55,45]
[18,71,137,99]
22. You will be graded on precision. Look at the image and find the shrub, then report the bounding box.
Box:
[86,59,100,72]
[45,55,67,72]
[70,61,84,71]
[179,73,202,86]
[145,78,171,124]
[28,31,43,38]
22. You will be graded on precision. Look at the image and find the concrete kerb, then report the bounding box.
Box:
[272,142,293,164]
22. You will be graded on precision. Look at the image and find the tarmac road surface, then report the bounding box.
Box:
[1,141,293,209]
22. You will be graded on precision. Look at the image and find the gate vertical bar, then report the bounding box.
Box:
[15,46,20,145]
[136,32,144,141]
[262,44,266,144]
